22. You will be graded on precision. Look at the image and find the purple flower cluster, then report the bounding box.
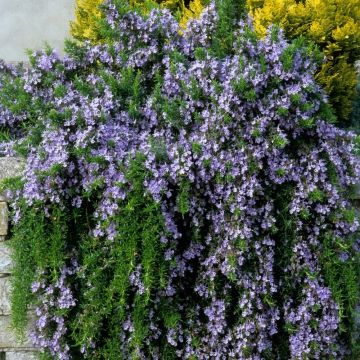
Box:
[31,260,78,359]
[0,60,27,154]
[1,1,359,358]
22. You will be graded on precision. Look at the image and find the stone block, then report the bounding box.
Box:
[0,315,35,349]
[0,203,8,237]
[0,277,10,315]
[0,242,12,274]
[6,351,38,360]
[0,157,24,181]
[0,157,25,202]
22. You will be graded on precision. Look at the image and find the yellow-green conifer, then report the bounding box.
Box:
[71,0,104,43]
[179,0,204,28]
[248,0,360,124]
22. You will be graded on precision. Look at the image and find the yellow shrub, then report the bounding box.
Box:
[71,0,204,43]
[248,0,360,124]
[179,0,204,28]
[71,0,104,43]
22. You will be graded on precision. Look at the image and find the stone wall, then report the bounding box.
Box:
[0,158,37,360]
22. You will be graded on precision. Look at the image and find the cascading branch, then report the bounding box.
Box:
[0,1,359,359]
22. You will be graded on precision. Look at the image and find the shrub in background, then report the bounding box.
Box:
[248,0,360,127]
[0,1,360,359]
[71,0,104,42]
[179,0,204,28]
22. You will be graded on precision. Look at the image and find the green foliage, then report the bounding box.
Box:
[9,206,44,337]
[70,155,171,358]
[319,231,360,358]
[350,75,360,131]
[9,204,67,336]
[177,178,191,215]
[211,0,247,57]
[272,185,297,359]
[0,77,30,116]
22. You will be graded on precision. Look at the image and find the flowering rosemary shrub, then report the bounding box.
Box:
[0,1,360,359]
[71,0,206,43]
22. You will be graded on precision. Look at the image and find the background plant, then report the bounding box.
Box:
[0,1,359,359]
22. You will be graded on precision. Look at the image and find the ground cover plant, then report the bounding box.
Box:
[0,0,360,359]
